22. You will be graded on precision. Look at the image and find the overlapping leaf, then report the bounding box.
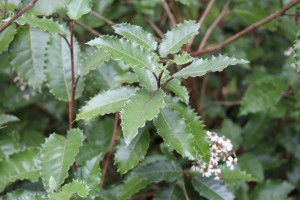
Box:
[173,55,249,79]
[154,107,196,160]
[170,51,195,65]
[132,67,157,92]
[49,180,90,200]
[113,23,157,50]
[114,129,150,174]
[164,78,189,104]
[31,0,70,15]
[40,129,84,192]
[0,148,40,192]
[153,183,185,200]
[9,27,49,91]
[76,87,136,120]
[0,24,17,54]
[159,20,199,57]
[67,0,92,19]
[0,114,19,127]
[87,35,159,71]
[120,89,165,145]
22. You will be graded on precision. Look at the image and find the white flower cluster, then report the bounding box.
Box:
[13,76,36,101]
[191,131,238,180]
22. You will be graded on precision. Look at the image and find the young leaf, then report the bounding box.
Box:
[48,180,90,200]
[45,34,84,101]
[131,159,182,183]
[31,0,70,16]
[154,107,196,160]
[153,183,185,200]
[0,148,40,192]
[40,129,84,192]
[192,175,235,200]
[159,20,199,57]
[220,167,257,184]
[0,23,17,54]
[9,27,49,91]
[67,0,92,20]
[87,35,159,71]
[0,114,19,127]
[132,67,158,92]
[120,89,165,145]
[79,49,111,76]
[173,55,249,79]
[164,78,189,104]
[76,87,136,120]
[113,23,157,50]
[240,78,289,115]
[170,51,195,65]
[116,176,150,200]
[16,14,68,36]
[114,128,150,174]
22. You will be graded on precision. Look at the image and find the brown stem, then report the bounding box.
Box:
[161,76,173,89]
[90,11,115,26]
[99,113,120,188]
[0,0,38,33]
[4,0,8,16]
[198,0,231,50]
[191,0,300,56]
[161,0,176,27]
[75,20,100,36]
[142,15,164,38]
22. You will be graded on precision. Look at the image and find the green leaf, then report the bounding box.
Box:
[1,190,45,200]
[132,67,158,92]
[239,153,264,182]
[116,176,150,200]
[0,148,40,192]
[170,52,195,65]
[240,77,289,115]
[0,114,19,127]
[168,100,210,162]
[76,87,136,120]
[0,23,16,54]
[114,128,150,174]
[121,89,165,145]
[75,154,102,196]
[131,159,182,183]
[0,132,20,159]
[49,176,57,192]
[159,20,199,57]
[250,180,294,200]
[154,107,196,160]
[9,27,49,91]
[221,167,257,184]
[174,0,193,5]
[67,0,92,19]
[98,188,116,200]
[164,78,189,104]
[153,183,185,200]
[293,29,300,75]
[49,180,90,200]
[31,0,70,16]
[113,23,157,50]
[40,128,84,192]
[192,175,235,200]
[173,55,249,79]
[115,72,138,84]
[79,49,111,76]
[87,35,159,71]
[45,34,84,101]
[17,14,68,36]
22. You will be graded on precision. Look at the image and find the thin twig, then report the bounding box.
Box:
[161,76,173,89]
[99,113,120,188]
[191,0,300,56]
[90,11,115,26]
[142,15,164,38]
[161,0,176,27]
[185,0,216,50]
[4,0,8,16]
[75,20,100,36]
[198,0,231,50]
[0,0,38,33]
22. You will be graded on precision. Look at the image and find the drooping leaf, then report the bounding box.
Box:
[164,78,189,104]
[240,77,289,115]
[49,180,90,200]
[120,89,165,145]
[153,183,185,200]
[76,87,136,120]
[67,0,92,20]
[45,34,84,101]
[159,20,199,57]
[87,35,159,71]
[221,167,257,184]
[79,49,111,76]
[132,67,157,92]
[31,0,70,16]
[173,55,249,79]
[131,159,182,183]
[0,148,40,192]
[154,107,196,160]
[75,154,102,196]
[17,14,68,36]
[114,128,150,174]
[0,23,17,54]
[0,114,19,127]
[170,51,195,65]
[116,176,150,200]
[293,29,300,75]
[113,23,157,50]
[40,129,84,192]
[192,175,235,200]
[9,27,49,91]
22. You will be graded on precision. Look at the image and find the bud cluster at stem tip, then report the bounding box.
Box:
[191,131,238,180]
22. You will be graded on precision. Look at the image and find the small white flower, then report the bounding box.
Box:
[20,84,26,91]
[191,166,201,172]
[291,63,296,69]
[284,47,293,56]
[202,167,212,177]
[226,156,238,170]
[209,155,219,165]
[23,94,30,101]
[13,76,20,83]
